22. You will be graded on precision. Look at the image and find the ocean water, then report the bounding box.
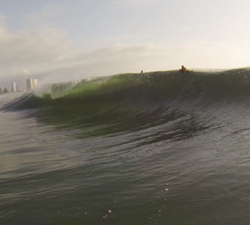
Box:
[1,68,250,225]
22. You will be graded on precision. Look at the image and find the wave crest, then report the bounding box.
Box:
[2,68,250,113]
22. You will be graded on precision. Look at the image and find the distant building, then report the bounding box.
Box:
[12,82,18,92]
[32,79,38,88]
[26,78,33,90]
[3,87,9,93]
[26,78,38,90]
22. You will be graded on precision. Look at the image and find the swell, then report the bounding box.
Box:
[2,68,250,137]
[3,68,250,112]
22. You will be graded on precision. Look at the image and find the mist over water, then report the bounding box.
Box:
[1,68,250,225]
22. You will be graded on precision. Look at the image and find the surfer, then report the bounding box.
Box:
[181,65,188,75]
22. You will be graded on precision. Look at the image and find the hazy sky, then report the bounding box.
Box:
[1,0,250,87]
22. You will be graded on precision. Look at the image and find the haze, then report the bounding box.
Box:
[1,0,250,88]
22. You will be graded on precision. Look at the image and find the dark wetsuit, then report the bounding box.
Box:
[181,66,188,74]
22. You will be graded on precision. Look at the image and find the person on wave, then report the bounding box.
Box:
[181,65,188,75]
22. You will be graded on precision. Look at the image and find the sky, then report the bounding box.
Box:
[1,0,250,88]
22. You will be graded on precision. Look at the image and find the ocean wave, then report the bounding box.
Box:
[3,68,250,112]
[2,68,250,137]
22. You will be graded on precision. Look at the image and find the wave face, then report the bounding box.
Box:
[2,68,250,136]
[4,68,250,109]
